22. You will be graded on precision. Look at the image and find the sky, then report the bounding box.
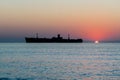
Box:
[0,0,120,42]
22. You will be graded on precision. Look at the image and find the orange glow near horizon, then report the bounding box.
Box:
[87,29,106,41]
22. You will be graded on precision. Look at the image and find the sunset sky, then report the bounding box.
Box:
[0,0,120,42]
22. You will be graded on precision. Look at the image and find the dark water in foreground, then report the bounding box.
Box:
[0,43,120,80]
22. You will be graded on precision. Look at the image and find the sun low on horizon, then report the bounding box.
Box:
[95,40,99,44]
[0,0,120,42]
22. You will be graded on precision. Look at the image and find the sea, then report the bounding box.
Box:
[0,43,120,80]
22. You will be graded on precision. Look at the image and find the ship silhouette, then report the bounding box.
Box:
[25,34,83,43]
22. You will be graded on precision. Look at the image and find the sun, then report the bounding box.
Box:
[95,40,99,43]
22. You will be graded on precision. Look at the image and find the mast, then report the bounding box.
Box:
[36,33,38,38]
[68,34,70,40]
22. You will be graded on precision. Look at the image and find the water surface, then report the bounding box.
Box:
[0,43,120,80]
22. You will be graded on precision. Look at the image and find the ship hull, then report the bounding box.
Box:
[25,37,83,43]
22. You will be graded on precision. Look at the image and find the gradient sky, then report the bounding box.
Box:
[0,0,120,42]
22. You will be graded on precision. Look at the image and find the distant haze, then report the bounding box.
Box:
[0,0,120,42]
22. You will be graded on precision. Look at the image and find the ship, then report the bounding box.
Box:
[25,34,83,43]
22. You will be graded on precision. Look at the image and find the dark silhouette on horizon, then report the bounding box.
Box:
[25,34,83,43]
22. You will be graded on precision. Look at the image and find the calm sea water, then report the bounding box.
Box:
[0,43,120,80]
